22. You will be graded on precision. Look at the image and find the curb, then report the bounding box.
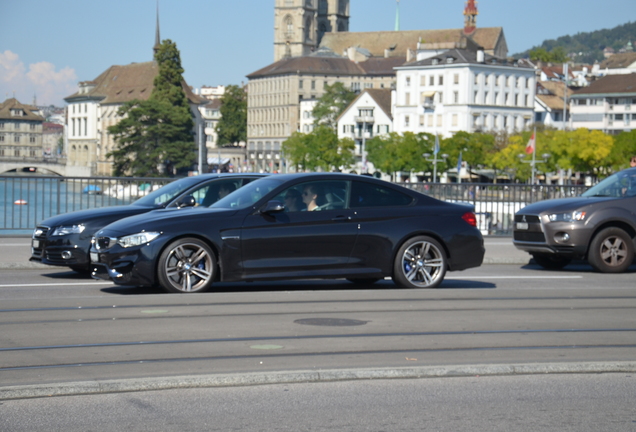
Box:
[2,361,635,400]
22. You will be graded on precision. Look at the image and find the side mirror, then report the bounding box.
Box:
[177,195,197,208]
[260,200,285,214]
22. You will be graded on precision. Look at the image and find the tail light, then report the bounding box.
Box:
[461,212,477,227]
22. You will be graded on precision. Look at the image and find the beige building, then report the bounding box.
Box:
[246,54,403,172]
[0,98,44,161]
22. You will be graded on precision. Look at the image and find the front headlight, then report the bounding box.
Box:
[52,224,85,236]
[117,231,161,248]
[548,211,586,222]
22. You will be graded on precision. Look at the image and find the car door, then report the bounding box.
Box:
[239,180,357,279]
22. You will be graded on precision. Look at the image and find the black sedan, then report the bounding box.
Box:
[31,173,264,273]
[91,173,484,292]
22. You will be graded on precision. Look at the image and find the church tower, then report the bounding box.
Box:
[274,0,349,62]
[463,0,478,36]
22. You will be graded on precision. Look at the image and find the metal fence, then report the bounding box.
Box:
[1,175,173,234]
[1,175,589,235]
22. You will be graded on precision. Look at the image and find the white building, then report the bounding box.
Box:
[534,81,571,130]
[393,48,536,137]
[570,73,636,134]
[299,99,318,134]
[336,89,393,174]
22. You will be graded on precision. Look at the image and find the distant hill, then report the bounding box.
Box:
[514,21,636,64]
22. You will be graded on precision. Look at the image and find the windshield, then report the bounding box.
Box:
[211,178,284,210]
[133,178,198,208]
[582,170,636,198]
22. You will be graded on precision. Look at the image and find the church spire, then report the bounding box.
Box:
[153,1,161,56]
[394,0,400,31]
[463,0,478,36]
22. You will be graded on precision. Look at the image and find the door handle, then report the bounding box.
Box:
[331,215,352,222]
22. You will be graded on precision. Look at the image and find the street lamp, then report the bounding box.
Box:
[423,152,448,183]
[519,153,550,185]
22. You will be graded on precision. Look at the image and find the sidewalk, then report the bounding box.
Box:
[0,235,530,269]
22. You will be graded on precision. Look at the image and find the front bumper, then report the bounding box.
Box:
[512,214,589,258]
[89,242,162,287]
[31,228,90,268]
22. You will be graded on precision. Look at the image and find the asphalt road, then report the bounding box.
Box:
[1,251,636,398]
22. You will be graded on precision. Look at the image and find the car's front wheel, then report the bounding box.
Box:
[588,227,634,273]
[392,236,446,288]
[531,253,571,270]
[157,238,216,293]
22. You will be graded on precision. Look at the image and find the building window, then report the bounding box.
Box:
[15,149,20,156]
[0,122,3,129]
[420,76,427,86]
[438,75,444,85]
[14,135,20,143]
[30,135,35,143]
[453,91,459,104]
[299,80,303,89]
[436,115,442,127]
[452,114,458,127]
[405,76,411,87]
[0,135,4,142]
[429,76,434,86]
[404,115,410,127]
[474,91,478,103]
[453,74,459,85]
[419,115,425,126]
[14,123,19,130]
[405,93,411,105]
[311,80,315,90]
[30,123,36,130]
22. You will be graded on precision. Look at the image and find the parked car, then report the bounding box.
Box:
[31,173,265,273]
[513,167,636,273]
[90,173,484,292]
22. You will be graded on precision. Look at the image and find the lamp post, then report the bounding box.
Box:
[423,152,448,183]
[518,153,550,185]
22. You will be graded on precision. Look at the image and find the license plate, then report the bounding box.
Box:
[90,252,99,263]
[516,222,529,230]
[32,239,40,248]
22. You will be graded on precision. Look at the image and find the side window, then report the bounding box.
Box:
[192,179,240,207]
[350,181,413,208]
[274,180,349,212]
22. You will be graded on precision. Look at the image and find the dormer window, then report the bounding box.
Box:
[431,58,439,65]
[10,109,24,117]
[446,57,455,64]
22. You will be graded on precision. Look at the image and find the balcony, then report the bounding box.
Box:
[354,116,375,124]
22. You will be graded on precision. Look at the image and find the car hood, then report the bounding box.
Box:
[517,196,614,215]
[38,204,153,227]
[96,207,237,237]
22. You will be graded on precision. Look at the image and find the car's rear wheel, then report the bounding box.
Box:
[157,238,216,293]
[392,236,446,288]
[531,253,571,270]
[588,227,634,273]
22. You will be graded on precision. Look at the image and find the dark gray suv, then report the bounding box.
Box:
[513,167,636,273]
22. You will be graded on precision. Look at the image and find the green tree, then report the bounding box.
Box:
[282,125,355,171]
[366,132,433,180]
[215,85,247,146]
[608,130,636,171]
[107,39,195,177]
[312,82,357,129]
[529,46,568,63]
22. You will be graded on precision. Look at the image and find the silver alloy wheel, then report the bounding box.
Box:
[163,242,213,292]
[400,239,444,287]
[598,235,628,267]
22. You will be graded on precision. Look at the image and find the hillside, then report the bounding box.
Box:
[514,21,636,64]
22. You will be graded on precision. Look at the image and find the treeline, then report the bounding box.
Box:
[282,127,636,183]
[515,21,636,64]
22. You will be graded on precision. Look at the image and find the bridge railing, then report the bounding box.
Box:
[1,175,590,235]
[1,175,172,234]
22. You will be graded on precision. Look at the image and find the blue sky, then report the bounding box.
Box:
[1,0,634,106]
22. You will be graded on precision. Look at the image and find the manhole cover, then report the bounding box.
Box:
[294,318,368,327]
